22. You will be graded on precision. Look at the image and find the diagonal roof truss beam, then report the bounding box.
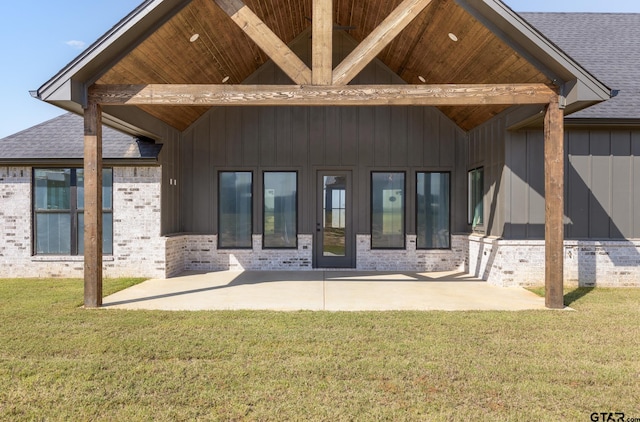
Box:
[332,0,434,86]
[213,0,312,84]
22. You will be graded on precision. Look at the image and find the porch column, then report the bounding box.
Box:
[83,99,103,308]
[544,96,564,309]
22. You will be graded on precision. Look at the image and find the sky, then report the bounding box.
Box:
[1,0,640,139]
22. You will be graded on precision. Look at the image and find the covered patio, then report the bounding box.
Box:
[102,270,550,311]
[33,0,611,309]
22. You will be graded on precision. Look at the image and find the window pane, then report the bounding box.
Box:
[219,172,252,248]
[417,172,450,249]
[77,168,113,210]
[263,172,297,248]
[77,212,113,255]
[371,172,405,248]
[323,175,347,256]
[469,168,484,227]
[36,212,71,254]
[34,169,70,210]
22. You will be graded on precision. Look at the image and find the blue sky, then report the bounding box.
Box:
[1,0,640,139]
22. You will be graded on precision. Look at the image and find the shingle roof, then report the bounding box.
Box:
[0,113,161,160]
[521,12,640,120]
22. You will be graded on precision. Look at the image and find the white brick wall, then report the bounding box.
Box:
[356,234,468,272]
[164,234,313,275]
[0,166,165,279]
[0,167,33,277]
[3,166,639,286]
[107,167,165,278]
[468,235,640,287]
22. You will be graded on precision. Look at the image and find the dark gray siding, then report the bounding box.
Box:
[468,116,507,237]
[159,127,181,235]
[179,105,466,236]
[503,128,640,240]
[178,30,468,236]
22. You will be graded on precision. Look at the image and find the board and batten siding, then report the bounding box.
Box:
[177,29,467,238]
[179,104,467,236]
[502,128,640,240]
[159,128,182,235]
[467,116,507,237]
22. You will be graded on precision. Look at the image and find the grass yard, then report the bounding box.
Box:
[0,278,639,421]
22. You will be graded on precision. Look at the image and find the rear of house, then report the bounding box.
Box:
[1,1,639,289]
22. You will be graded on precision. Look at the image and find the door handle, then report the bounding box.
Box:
[316,223,321,232]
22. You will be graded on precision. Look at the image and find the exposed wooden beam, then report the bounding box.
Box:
[312,0,333,85]
[544,96,565,309]
[333,0,434,86]
[83,99,103,308]
[213,0,312,85]
[90,83,557,107]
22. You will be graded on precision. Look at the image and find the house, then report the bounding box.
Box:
[1,0,639,308]
[0,113,164,277]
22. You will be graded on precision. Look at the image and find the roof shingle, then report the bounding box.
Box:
[521,12,640,120]
[0,113,161,160]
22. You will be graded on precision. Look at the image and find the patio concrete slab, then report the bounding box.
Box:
[103,270,549,311]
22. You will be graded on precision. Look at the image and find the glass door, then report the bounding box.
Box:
[316,171,354,268]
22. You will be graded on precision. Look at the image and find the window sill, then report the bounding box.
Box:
[31,255,115,262]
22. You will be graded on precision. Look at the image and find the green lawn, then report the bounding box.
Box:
[1,279,639,421]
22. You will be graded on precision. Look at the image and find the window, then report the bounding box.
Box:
[34,168,113,255]
[263,172,297,248]
[219,172,252,248]
[371,172,405,249]
[468,167,484,228]
[416,172,450,249]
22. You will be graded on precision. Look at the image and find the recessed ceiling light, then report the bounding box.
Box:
[448,32,458,42]
[189,34,200,43]
[222,76,230,83]
[418,76,426,83]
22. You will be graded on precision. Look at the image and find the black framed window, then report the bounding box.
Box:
[219,171,253,248]
[416,172,450,249]
[468,167,484,228]
[263,172,297,249]
[371,172,405,249]
[34,168,113,255]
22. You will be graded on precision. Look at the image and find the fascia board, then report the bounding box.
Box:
[35,0,190,105]
[458,0,611,104]
[44,100,167,141]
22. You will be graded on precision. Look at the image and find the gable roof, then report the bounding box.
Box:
[0,113,162,163]
[32,0,610,136]
[521,12,640,121]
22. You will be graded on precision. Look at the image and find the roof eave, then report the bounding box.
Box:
[0,158,161,167]
[32,0,190,138]
[458,0,612,106]
[35,0,191,104]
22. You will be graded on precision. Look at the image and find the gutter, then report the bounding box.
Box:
[0,158,161,167]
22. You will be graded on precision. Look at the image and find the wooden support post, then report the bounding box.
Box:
[83,99,103,308]
[312,0,333,85]
[544,96,564,309]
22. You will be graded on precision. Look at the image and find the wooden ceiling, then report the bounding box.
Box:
[97,0,551,131]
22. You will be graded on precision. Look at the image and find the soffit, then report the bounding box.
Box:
[97,0,551,131]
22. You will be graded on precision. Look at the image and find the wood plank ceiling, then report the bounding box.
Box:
[97,0,551,131]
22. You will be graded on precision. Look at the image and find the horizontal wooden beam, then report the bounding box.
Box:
[91,83,557,107]
[213,0,312,85]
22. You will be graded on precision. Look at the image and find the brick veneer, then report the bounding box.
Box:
[165,234,313,276]
[0,166,165,279]
[355,234,468,272]
[2,166,639,286]
[468,235,640,287]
